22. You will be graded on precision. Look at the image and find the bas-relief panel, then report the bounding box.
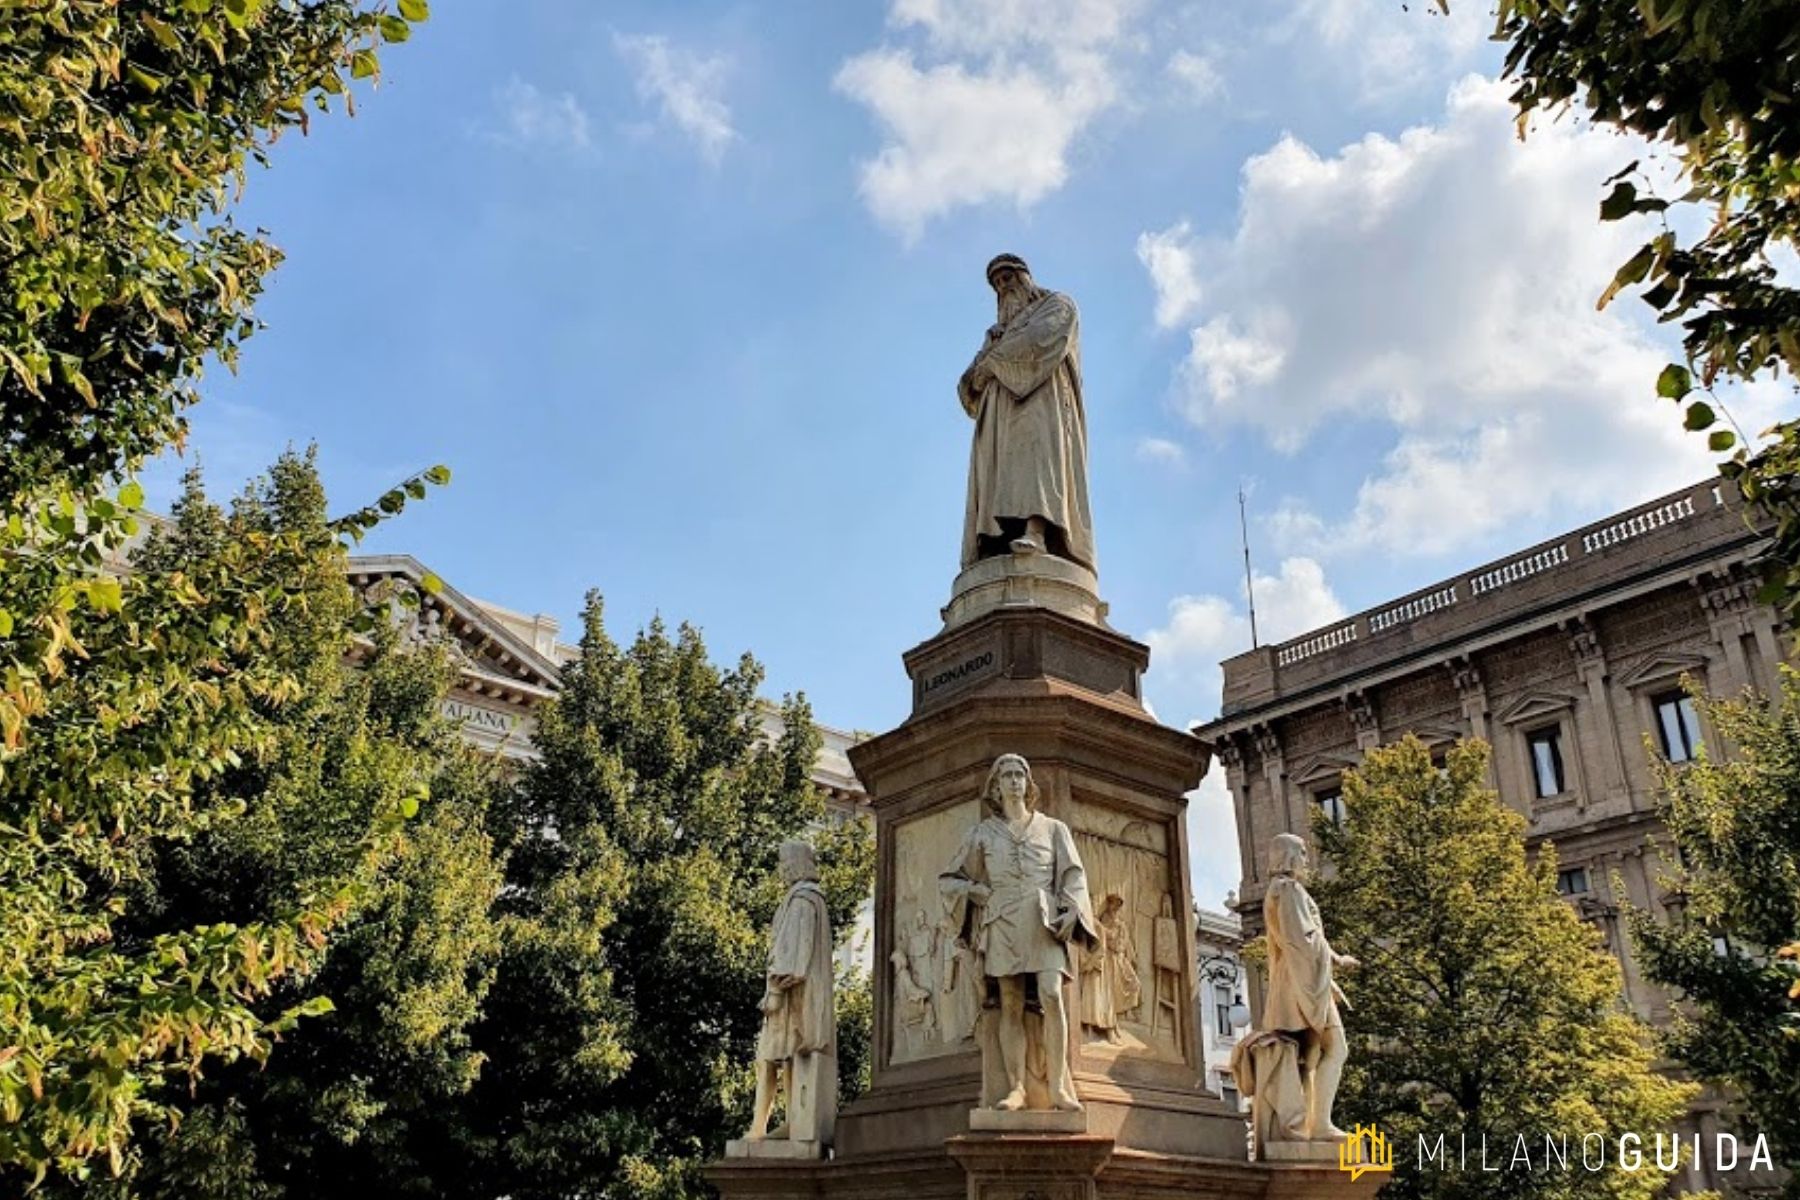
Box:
[1071,807,1185,1064]
[888,799,982,1065]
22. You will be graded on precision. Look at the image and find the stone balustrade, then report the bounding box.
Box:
[1227,480,1748,713]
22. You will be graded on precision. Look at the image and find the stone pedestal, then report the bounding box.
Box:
[708,591,1346,1200]
[947,1133,1113,1200]
[1260,1141,1343,1163]
[834,601,1234,1162]
[724,1138,827,1160]
[942,553,1107,631]
[968,1108,1089,1134]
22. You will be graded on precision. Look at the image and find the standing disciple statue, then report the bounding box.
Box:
[1230,833,1358,1153]
[958,254,1095,573]
[743,841,836,1153]
[941,754,1098,1112]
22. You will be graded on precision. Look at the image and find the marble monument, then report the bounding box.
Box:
[729,840,837,1158]
[1229,833,1358,1161]
[940,754,1098,1126]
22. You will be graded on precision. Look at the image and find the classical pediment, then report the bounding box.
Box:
[1290,751,1361,786]
[346,554,563,703]
[1617,651,1710,691]
[1496,691,1579,727]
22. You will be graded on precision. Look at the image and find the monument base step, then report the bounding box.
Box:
[968,1106,1089,1133]
[1261,1138,1346,1163]
[723,1137,826,1159]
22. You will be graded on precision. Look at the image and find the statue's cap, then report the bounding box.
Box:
[986,253,1030,285]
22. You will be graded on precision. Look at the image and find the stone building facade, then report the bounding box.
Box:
[1193,904,1248,1110]
[1195,477,1786,1190]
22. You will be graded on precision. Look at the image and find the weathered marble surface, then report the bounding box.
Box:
[958,254,1095,576]
[735,840,836,1156]
[1229,833,1358,1154]
[939,754,1097,1114]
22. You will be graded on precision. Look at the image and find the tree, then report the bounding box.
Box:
[0,0,429,502]
[436,596,875,1200]
[82,453,500,1200]
[1452,0,1800,623]
[1311,736,1694,1200]
[0,1,433,1183]
[0,449,451,1188]
[1630,674,1800,1188]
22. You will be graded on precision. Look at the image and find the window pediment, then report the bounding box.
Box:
[1618,651,1709,691]
[1496,691,1578,727]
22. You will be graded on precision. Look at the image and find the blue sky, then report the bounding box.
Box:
[143,0,1790,908]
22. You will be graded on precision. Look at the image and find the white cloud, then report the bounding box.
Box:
[613,33,736,165]
[1166,48,1225,103]
[1145,556,1346,726]
[835,0,1140,239]
[1136,436,1187,466]
[1140,75,1755,560]
[1135,221,1203,329]
[485,78,591,152]
[889,0,1143,53]
[1286,0,1489,104]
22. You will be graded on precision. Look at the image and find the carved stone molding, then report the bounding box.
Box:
[1342,691,1378,740]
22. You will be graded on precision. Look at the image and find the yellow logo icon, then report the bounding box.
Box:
[1339,1123,1395,1181]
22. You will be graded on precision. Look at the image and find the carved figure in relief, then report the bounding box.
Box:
[746,841,836,1149]
[1080,894,1142,1043]
[1150,893,1183,1040]
[941,754,1098,1111]
[891,908,941,1053]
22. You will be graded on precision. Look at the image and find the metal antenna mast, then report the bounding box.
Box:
[1239,485,1259,649]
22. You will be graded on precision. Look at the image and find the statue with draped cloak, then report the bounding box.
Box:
[957,254,1096,574]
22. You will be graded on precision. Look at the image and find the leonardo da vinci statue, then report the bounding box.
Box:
[958,254,1096,574]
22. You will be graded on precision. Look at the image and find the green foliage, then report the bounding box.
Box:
[835,966,874,1105]
[1453,0,1800,624]
[441,595,875,1200]
[9,452,491,1199]
[1314,737,1694,1200]
[0,450,451,1187]
[0,0,428,502]
[1630,673,1800,1185]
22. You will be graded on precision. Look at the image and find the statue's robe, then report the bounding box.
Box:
[959,290,1096,573]
[754,878,836,1146]
[756,880,835,1062]
[940,811,1098,982]
[1261,875,1344,1035]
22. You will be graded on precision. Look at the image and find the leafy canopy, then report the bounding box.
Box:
[435,595,875,1200]
[1312,736,1693,1200]
[1630,675,1800,1187]
[0,0,428,502]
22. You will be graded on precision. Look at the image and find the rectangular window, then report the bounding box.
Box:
[1652,690,1702,763]
[1221,1084,1240,1109]
[1213,982,1234,1037]
[1527,727,1566,798]
[1314,787,1346,827]
[1556,866,1589,896]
